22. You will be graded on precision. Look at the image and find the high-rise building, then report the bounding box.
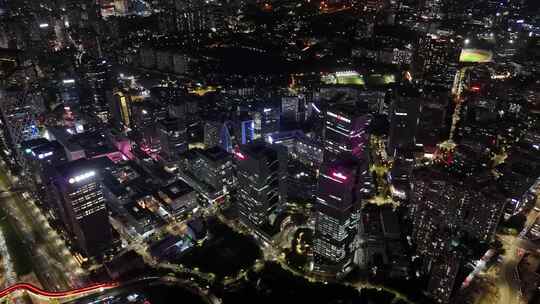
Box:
[58,78,80,106]
[182,147,235,204]
[204,118,234,152]
[111,89,144,131]
[313,155,374,275]
[416,87,450,149]
[387,84,422,157]
[234,142,287,239]
[410,169,505,274]
[157,0,230,35]
[240,119,256,145]
[281,96,305,123]
[415,33,459,82]
[220,121,234,153]
[388,147,414,200]
[50,159,113,258]
[255,106,280,138]
[81,59,113,125]
[158,118,187,161]
[323,105,371,161]
[204,120,221,149]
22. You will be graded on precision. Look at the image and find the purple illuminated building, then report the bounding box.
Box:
[323,105,372,161]
[313,155,374,276]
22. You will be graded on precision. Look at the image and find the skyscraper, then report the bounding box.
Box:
[415,33,460,83]
[234,142,287,239]
[313,155,374,275]
[323,105,372,161]
[156,0,230,35]
[411,169,504,257]
[240,119,256,145]
[50,159,112,258]
[81,59,113,125]
[387,84,422,157]
[255,106,280,138]
[204,120,221,149]
[158,117,188,161]
[281,96,305,123]
[182,147,235,204]
[388,147,415,199]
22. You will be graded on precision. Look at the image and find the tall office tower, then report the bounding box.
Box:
[416,88,450,149]
[234,142,287,237]
[111,89,145,131]
[254,106,280,138]
[323,105,372,161]
[387,84,422,157]
[50,159,112,258]
[240,119,256,145]
[281,96,305,123]
[313,155,374,276]
[219,121,233,153]
[81,59,113,124]
[58,78,80,106]
[388,147,414,200]
[204,119,232,151]
[204,120,221,149]
[183,147,235,204]
[158,118,188,161]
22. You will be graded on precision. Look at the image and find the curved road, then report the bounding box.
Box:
[0,282,118,300]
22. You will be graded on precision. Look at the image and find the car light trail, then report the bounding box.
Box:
[0,282,118,299]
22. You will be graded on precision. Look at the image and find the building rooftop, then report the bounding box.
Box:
[198,146,230,162]
[159,179,194,201]
[240,142,281,159]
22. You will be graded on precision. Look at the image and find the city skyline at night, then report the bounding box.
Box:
[0,0,539,303]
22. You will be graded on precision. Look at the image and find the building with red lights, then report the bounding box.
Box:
[323,104,371,162]
[234,142,287,241]
[313,155,374,276]
[50,158,113,259]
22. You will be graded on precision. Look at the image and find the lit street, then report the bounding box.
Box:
[487,207,540,304]
[0,167,86,291]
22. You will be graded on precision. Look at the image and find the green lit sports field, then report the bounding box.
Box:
[335,75,365,85]
[321,72,365,86]
[459,49,493,63]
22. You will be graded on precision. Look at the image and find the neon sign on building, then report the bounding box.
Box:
[327,111,351,123]
[68,171,96,184]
